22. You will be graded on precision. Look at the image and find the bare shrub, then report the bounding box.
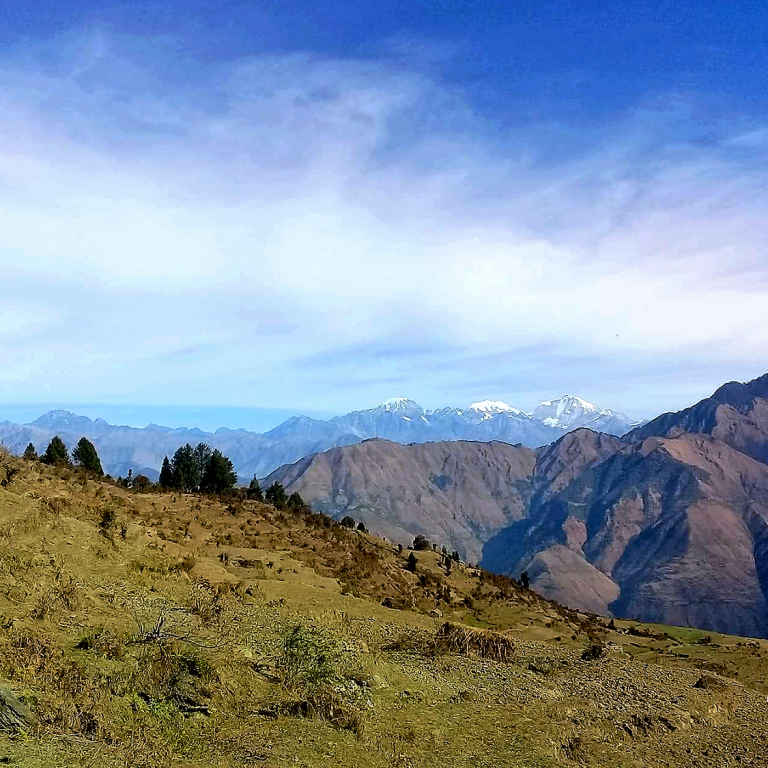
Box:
[436,621,515,663]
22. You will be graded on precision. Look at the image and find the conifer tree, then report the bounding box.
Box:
[158,456,175,489]
[22,443,38,461]
[193,443,212,484]
[171,444,198,492]
[41,435,70,467]
[200,449,237,494]
[72,437,103,476]
[247,476,264,501]
[265,481,287,509]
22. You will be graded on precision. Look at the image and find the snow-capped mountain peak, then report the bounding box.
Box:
[380,397,423,415]
[532,394,633,431]
[469,400,525,417]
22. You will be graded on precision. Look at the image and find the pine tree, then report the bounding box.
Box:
[193,443,212,485]
[520,570,530,590]
[247,476,264,501]
[171,444,198,492]
[406,552,417,573]
[72,437,103,476]
[265,482,287,509]
[200,450,238,494]
[158,456,175,489]
[287,491,306,512]
[22,443,38,461]
[41,435,70,467]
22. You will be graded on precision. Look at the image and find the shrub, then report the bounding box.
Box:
[437,621,515,663]
[22,443,38,461]
[413,535,430,551]
[276,622,341,693]
[581,641,607,661]
[340,516,355,529]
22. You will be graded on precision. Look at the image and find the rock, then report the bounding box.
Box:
[694,674,729,691]
[0,687,34,732]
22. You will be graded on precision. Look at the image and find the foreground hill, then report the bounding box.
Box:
[0,394,639,481]
[1,452,768,767]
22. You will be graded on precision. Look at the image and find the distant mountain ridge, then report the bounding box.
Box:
[267,372,768,638]
[0,394,640,480]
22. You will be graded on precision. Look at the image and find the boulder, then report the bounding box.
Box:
[0,686,34,732]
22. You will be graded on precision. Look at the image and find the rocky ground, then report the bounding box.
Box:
[0,452,766,767]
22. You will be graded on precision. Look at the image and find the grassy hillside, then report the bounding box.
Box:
[0,451,767,767]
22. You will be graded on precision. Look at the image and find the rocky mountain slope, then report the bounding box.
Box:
[628,372,768,464]
[265,438,537,563]
[0,394,639,481]
[271,373,768,638]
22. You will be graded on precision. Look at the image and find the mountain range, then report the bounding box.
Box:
[266,373,768,638]
[0,394,639,480]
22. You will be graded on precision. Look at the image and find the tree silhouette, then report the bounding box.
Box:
[200,449,237,494]
[41,436,70,467]
[158,456,175,489]
[72,437,103,476]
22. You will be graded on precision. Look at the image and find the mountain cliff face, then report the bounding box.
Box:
[628,372,768,464]
[0,394,638,480]
[269,373,768,637]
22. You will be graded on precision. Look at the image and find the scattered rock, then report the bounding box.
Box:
[0,687,34,732]
[693,674,729,691]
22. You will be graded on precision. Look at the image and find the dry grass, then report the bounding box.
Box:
[436,621,515,663]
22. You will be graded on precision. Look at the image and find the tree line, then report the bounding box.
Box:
[22,436,240,495]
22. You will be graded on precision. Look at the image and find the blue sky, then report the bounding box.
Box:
[1,1,767,430]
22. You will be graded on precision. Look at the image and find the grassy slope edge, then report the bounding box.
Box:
[0,451,766,767]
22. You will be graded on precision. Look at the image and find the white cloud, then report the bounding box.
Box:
[0,30,767,417]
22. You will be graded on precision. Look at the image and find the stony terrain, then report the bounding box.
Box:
[1,451,768,767]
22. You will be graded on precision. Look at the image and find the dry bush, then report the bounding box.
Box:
[436,621,515,663]
[0,630,107,738]
[76,626,127,660]
[269,689,364,736]
[32,569,81,620]
[383,629,443,657]
[581,641,607,661]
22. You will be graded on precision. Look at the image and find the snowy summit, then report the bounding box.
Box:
[469,400,525,417]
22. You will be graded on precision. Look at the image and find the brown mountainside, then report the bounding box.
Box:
[270,373,768,637]
[629,372,768,464]
[265,438,536,563]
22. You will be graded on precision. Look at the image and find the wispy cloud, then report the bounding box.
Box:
[0,28,767,418]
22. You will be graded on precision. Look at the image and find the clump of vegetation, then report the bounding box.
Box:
[581,641,607,661]
[436,621,515,663]
[276,622,342,693]
[76,626,126,660]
